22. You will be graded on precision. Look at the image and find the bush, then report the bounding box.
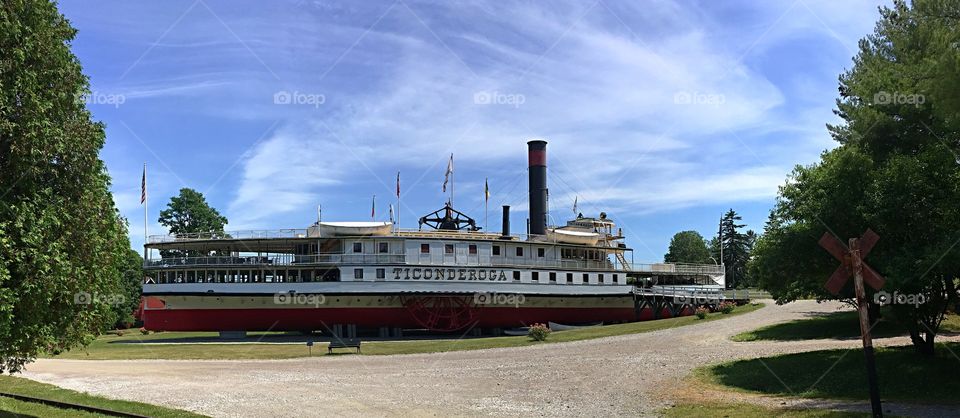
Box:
[528,323,551,341]
[695,307,709,319]
[719,301,736,314]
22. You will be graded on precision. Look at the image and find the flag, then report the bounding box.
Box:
[389,204,394,222]
[485,178,490,201]
[572,196,578,215]
[140,163,147,205]
[396,171,400,198]
[442,153,453,192]
[371,195,376,219]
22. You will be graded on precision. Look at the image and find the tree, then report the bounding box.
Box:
[111,248,143,329]
[750,0,960,356]
[0,0,131,372]
[664,231,711,264]
[158,188,227,257]
[710,209,755,289]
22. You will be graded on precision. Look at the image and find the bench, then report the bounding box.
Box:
[327,339,361,354]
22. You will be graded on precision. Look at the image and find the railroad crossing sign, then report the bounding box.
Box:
[819,229,885,295]
[818,228,884,418]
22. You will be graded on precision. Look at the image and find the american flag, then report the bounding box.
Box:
[140,163,147,205]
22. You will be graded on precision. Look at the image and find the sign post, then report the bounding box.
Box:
[819,229,884,418]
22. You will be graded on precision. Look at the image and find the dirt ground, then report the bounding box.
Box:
[20,300,957,417]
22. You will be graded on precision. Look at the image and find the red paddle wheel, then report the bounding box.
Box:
[401,295,478,332]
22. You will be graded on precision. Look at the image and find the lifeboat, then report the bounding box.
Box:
[546,227,600,245]
[308,221,393,237]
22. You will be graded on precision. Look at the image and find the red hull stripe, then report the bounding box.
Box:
[142,307,682,332]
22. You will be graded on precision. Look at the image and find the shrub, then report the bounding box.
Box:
[528,323,551,341]
[695,307,709,319]
[719,301,736,314]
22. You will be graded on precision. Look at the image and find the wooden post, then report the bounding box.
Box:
[850,238,883,418]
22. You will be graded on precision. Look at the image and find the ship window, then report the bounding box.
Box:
[378,242,389,253]
[537,248,545,257]
[492,245,501,256]
[289,270,300,282]
[531,272,539,281]
[420,243,430,254]
[513,271,520,281]
[354,268,364,279]
[445,244,454,254]
[566,273,573,283]
[376,268,385,279]
[302,270,313,282]
[549,272,557,282]
[613,274,618,283]
[468,244,477,255]
[515,247,524,257]
[582,273,589,283]
[186,270,196,283]
[353,242,363,253]
[598,274,604,283]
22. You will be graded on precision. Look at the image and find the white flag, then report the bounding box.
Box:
[572,196,578,215]
[442,153,453,192]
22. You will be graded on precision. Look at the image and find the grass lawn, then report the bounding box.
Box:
[732,309,960,342]
[45,303,764,360]
[698,343,960,404]
[0,375,205,417]
[662,401,869,418]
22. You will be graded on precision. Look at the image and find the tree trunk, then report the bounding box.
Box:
[909,326,936,356]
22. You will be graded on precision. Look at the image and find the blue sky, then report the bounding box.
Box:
[61,0,889,262]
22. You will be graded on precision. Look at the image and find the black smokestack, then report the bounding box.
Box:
[527,140,548,236]
[501,205,511,237]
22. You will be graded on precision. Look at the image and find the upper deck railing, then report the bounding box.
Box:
[143,254,723,275]
[147,228,615,245]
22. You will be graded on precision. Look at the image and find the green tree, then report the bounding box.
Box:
[158,188,227,257]
[750,0,960,355]
[710,209,755,289]
[111,248,143,329]
[664,231,711,264]
[0,0,131,372]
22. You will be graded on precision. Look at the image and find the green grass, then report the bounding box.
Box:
[0,375,205,417]
[698,343,960,404]
[47,303,764,360]
[662,401,869,418]
[732,310,960,342]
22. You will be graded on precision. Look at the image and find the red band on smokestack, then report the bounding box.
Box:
[528,150,546,166]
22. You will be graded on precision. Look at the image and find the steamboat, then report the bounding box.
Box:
[141,140,725,336]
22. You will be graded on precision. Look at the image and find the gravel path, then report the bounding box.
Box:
[19,300,956,417]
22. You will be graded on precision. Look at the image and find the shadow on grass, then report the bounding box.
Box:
[703,343,960,404]
[732,310,960,342]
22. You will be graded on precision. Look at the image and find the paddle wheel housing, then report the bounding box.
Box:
[401,294,478,332]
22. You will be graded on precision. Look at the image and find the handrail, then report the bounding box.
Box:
[143,254,723,275]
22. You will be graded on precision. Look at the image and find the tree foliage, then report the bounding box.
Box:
[664,230,711,264]
[710,209,756,289]
[0,0,131,372]
[750,0,960,355]
[158,188,227,257]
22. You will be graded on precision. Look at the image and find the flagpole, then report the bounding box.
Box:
[396,172,401,233]
[143,162,148,263]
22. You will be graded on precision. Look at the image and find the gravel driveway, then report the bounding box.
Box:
[20,300,951,417]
